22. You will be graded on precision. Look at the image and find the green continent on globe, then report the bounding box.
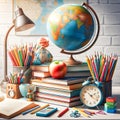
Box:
[47,4,94,51]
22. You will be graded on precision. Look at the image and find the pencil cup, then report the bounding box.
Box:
[101,80,112,103]
[13,66,28,73]
[6,83,22,99]
[13,66,32,83]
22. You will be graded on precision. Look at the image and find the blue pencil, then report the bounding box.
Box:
[109,56,118,80]
[22,105,40,115]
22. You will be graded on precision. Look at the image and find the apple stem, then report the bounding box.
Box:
[55,61,59,64]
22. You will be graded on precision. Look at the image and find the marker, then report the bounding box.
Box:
[57,107,69,117]
[22,105,40,115]
[30,104,49,114]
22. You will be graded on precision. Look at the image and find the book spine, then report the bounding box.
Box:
[35,97,81,107]
[35,92,80,102]
[32,81,82,90]
[36,88,80,97]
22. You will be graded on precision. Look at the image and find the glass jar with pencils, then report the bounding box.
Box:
[86,52,118,104]
[12,66,32,83]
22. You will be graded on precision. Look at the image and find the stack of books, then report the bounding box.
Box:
[30,62,90,107]
[30,62,90,78]
[30,62,51,78]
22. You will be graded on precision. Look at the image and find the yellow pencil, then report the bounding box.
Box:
[86,56,94,79]
[30,104,49,114]
[72,107,90,118]
[99,57,105,77]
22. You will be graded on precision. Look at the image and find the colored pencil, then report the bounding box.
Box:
[86,56,94,79]
[8,51,16,66]
[13,46,20,66]
[109,56,118,81]
[30,104,49,114]
[57,107,69,117]
[86,53,118,82]
[92,58,99,81]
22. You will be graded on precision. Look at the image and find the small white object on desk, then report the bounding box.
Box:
[0,93,5,102]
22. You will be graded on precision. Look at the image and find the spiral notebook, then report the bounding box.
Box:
[0,98,38,119]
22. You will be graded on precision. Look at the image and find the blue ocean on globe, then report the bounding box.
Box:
[47,4,94,51]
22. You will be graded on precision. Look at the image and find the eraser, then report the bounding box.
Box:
[104,103,116,109]
[106,97,116,103]
[104,107,116,113]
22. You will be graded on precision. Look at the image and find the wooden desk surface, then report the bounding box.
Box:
[0,86,120,119]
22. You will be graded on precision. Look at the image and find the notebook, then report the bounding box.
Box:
[0,98,38,119]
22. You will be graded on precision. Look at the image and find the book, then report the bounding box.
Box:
[36,87,80,97]
[31,79,82,90]
[32,71,51,78]
[36,92,80,102]
[30,62,51,72]
[35,97,82,107]
[31,77,86,85]
[30,62,89,72]
[65,71,90,77]
[67,62,89,72]
[0,98,38,119]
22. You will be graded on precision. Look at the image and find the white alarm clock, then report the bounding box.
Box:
[80,80,103,108]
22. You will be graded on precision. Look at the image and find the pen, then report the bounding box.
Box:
[57,107,69,117]
[30,104,49,114]
[22,105,40,115]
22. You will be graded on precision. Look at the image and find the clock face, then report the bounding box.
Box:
[8,89,15,98]
[80,85,102,107]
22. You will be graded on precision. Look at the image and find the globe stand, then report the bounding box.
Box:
[61,49,82,65]
[64,54,82,65]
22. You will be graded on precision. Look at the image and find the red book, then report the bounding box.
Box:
[36,92,80,102]
[32,71,51,78]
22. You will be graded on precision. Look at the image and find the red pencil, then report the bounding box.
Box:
[57,107,69,117]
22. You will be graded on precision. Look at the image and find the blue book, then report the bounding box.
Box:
[36,87,80,97]
[32,76,87,85]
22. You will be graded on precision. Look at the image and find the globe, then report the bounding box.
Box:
[47,3,99,64]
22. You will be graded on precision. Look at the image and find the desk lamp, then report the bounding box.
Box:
[4,6,35,81]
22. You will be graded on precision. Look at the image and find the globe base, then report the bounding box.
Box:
[64,55,82,65]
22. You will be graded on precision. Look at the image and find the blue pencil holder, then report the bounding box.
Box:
[101,80,112,103]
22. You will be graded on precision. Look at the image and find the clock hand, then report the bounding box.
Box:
[87,92,98,101]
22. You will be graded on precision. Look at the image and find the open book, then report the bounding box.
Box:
[0,98,38,119]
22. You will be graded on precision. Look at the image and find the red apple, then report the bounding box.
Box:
[49,61,67,79]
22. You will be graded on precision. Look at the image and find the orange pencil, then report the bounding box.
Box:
[8,51,16,66]
[99,57,105,77]
[13,46,20,66]
[10,49,19,66]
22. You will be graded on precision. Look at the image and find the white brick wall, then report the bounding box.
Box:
[0,0,120,85]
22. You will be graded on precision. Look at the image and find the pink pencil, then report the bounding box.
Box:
[100,61,107,82]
